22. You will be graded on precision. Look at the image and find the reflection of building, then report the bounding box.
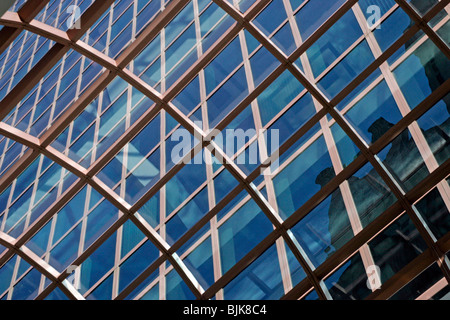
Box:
[320,115,449,299]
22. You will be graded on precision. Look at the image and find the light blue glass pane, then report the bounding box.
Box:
[166,269,196,300]
[272,22,296,55]
[200,2,226,37]
[34,164,62,204]
[99,92,127,140]
[5,187,32,231]
[134,35,160,76]
[166,187,209,245]
[173,77,201,115]
[26,220,52,257]
[258,70,304,126]
[291,188,353,267]
[219,198,273,274]
[166,2,194,45]
[166,163,206,214]
[166,24,196,72]
[331,123,360,168]
[273,135,334,220]
[86,274,113,300]
[139,190,160,228]
[183,237,214,289]
[139,283,159,300]
[249,47,280,88]
[49,224,82,272]
[84,200,119,248]
[373,7,413,52]
[359,0,396,17]
[0,257,15,295]
[318,40,374,99]
[125,148,160,204]
[253,0,287,36]
[44,287,69,300]
[121,219,145,258]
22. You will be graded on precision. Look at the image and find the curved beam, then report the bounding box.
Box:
[0,231,84,300]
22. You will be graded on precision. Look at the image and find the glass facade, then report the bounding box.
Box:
[0,0,448,300]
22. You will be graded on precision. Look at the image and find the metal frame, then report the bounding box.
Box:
[0,0,448,300]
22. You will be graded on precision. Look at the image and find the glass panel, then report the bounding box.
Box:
[291,188,353,268]
[324,252,372,300]
[218,198,273,274]
[223,243,287,299]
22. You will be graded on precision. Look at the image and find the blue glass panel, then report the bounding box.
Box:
[324,252,371,300]
[173,76,201,115]
[249,47,280,88]
[139,283,159,300]
[307,10,362,78]
[0,257,15,296]
[200,2,226,37]
[166,187,209,245]
[166,24,196,72]
[86,274,113,300]
[253,0,287,36]
[415,187,450,240]
[416,94,450,166]
[378,128,429,192]
[207,67,248,127]
[291,188,353,267]
[120,219,144,258]
[204,37,242,95]
[318,40,374,99]
[343,80,403,145]
[49,224,82,272]
[223,243,284,299]
[84,200,119,248]
[119,240,160,293]
[273,135,334,220]
[11,268,42,300]
[258,70,304,126]
[183,237,215,289]
[369,214,427,284]
[80,233,116,294]
[295,0,346,40]
[393,39,450,109]
[219,198,273,274]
